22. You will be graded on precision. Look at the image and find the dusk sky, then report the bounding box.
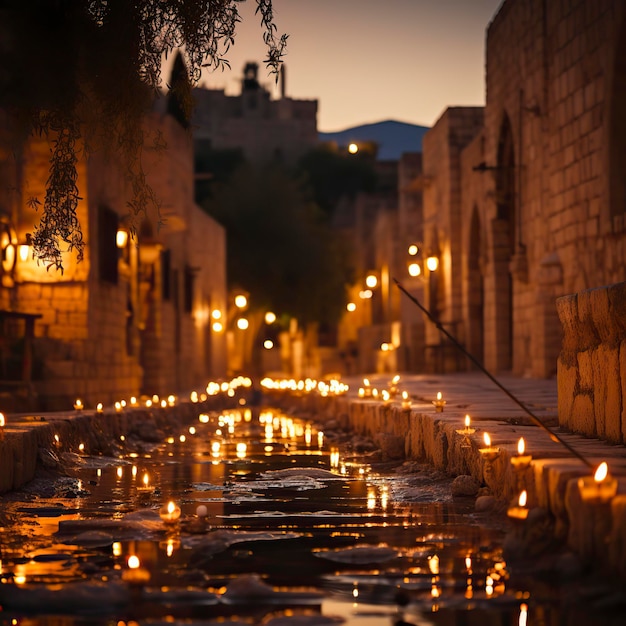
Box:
[193,0,504,132]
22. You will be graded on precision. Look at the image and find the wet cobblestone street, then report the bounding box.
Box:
[0,403,624,626]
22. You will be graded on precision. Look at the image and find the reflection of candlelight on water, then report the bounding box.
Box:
[432,391,446,412]
[519,602,528,626]
[122,555,150,586]
[578,461,618,503]
[507,490,529,520]
[485,575,494,596]
[159,501,181,524]
[428,554,439,575]
[510,436,532,470]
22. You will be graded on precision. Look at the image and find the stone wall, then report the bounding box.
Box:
[557,281,626,444]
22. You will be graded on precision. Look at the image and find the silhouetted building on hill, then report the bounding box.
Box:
[192,62,318,167]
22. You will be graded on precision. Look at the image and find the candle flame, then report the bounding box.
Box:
[436,391,442,401]
[484,432,491,447]
[402,391,409,400]
[143,473,149,487]
[518,490,527,507]
[363,378,370,386]
[127,555,140,569]
[167,501,176,515]
[464,414,470,428]
[0,413,4,428]
[517,437,525,455]
[594,461,608,483]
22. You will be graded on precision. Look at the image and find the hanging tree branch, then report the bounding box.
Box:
[0,0,287,270]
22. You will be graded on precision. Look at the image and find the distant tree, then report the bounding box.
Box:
[0,0,286,270]
[203,162,354,327]
[296,144,378,218]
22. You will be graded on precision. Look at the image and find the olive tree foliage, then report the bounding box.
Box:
[0,0,286,271]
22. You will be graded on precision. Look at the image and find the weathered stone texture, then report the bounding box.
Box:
[557,281,626,443]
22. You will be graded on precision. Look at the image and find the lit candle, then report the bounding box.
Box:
[578,461,618,503]
[0,412,5,441]
[362,378,372,397]
[432,391,446,412]
[510,436,533,470]
[479,432,500,462]
[456,414,475,436]
[389,374,400,396]
[96,403,103,413]
[159,500,182,524]
[114,401,123,412]
[401,391,412,410]
[73,398,83,410]
[138,472,153,493]
[507,489,529,520]
[382,389,391,404]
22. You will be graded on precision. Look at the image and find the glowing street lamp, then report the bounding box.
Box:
[408,262,421,277]
[365,273,378,289]
[426,253,439,272]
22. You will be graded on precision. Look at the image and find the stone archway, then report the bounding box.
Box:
[467,206,484,366]
[491,114,516,371]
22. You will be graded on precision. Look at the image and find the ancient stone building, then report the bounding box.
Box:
[0,111,227,411]
[192,62,318,167]
[422,0,626,382]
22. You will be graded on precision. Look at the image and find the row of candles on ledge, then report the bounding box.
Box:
[356,374,621,516]
[70,376,256,413]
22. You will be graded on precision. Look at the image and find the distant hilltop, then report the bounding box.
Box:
[318,119,430,161]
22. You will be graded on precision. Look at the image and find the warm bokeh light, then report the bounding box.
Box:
[346,301,356,312]
[237,317,249,330]
[365,273,378,288]
[348,142,358,154]
[211,309,222,319]
[594,461,608,482]
[426,255,439,271]
[264,339,274,349]
[408,262,421,277]
[265,311,276,324]
[408,244,419,256]
[234,294,247,308]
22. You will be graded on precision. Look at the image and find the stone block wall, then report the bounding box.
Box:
[556,281,626,443]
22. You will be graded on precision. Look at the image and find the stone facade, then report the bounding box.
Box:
[0,112,227,411]
[557,281,626,444]
[192,62,318,166]
[421,0,626,380]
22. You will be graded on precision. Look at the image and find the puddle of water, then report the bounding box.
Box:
[1,405,624,626]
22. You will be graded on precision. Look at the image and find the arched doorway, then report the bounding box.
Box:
[467,206,484,365]
[492,113,516,371]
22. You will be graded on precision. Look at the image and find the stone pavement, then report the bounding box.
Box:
[269,370,626,577]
